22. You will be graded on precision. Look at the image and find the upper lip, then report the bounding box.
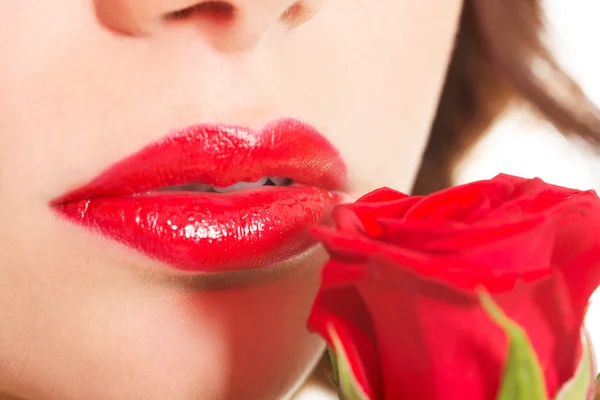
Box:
[52,118,347,204]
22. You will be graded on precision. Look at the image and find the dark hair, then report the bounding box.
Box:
[308,0,600,390]
[412,0,600,195]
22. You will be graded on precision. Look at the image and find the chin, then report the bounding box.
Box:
[0,250,327,400]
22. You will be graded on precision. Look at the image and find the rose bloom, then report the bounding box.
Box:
[310,174,600,399]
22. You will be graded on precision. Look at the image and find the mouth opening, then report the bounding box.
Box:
[153,176,294,194]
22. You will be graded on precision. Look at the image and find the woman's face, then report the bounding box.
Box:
[0,1,462,399]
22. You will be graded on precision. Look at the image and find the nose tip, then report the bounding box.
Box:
[94,0,322,51]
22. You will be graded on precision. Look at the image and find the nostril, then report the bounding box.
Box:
[280,2,318,29]
[165,1,235,22]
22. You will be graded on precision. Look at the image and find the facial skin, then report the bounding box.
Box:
[0,1,462,399]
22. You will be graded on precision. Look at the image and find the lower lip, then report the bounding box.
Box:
[55,185,341,273]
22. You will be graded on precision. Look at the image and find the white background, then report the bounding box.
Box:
[297,1,600,398]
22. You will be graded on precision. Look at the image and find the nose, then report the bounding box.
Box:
[94,0,323,50]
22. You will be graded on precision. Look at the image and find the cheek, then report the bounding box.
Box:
[280,0,463,196]
[0,0,101,204]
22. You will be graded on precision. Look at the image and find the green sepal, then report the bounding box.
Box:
[327,324,371,400]
[327,346,341,392]
[478,289,549,400]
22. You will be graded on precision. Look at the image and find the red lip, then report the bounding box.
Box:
[52,118,347,273]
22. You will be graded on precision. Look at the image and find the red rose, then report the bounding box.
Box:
[308,174,600,400]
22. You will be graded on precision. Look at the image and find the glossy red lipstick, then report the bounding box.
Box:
[52,119,347,273]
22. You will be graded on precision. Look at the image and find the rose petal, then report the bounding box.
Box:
[494,174,588,199]
[313,225,553,292]
[353,256,506,400]
[482,182,588,222]
[311,226,379,263]
[553,205,600,336]
[375,215,544,253]
[493,276,581,397]
[347,197,423,237]
[351,255,581,398]
[332,206,367,234]
[321,259,368,288]
[404,178,515,222]
[356,187,409,203]
[349,196,423,219]
[308,287,382,398]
